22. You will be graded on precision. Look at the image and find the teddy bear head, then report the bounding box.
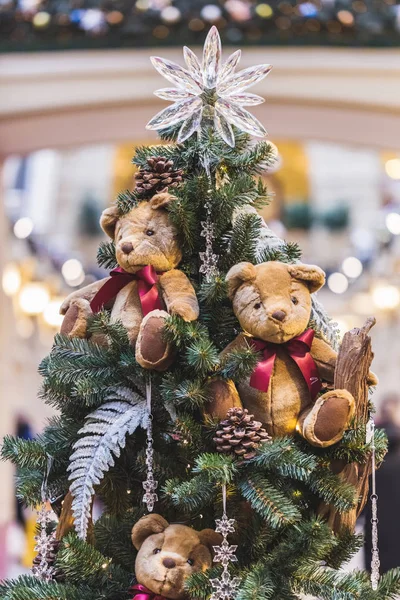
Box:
[131,514,221,600]
[100,193,182,274]
[226,261,325,344]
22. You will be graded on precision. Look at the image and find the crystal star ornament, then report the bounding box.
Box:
[146,26,272,147]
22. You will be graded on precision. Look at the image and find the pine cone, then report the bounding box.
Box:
[135,156,183,196]
[33,538,65,582]
[213,407,271,461]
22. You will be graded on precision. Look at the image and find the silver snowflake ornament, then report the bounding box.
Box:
[146,26,272,147]
[210,570,241,600]
[213,539,238,567]
[215,514,236,536]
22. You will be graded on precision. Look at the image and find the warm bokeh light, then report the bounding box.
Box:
[328,272,349,294]
[43,298,64,328]
[13,217,34,239]
[372,284,400,310]
[61,259,84,286]
[2,263,21,296]
[342,256,363,279]
[19,282,50,315]
[385,158,400,180]
[386,212,400,235]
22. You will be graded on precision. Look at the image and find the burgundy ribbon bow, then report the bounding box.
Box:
[129,584,166,600]
[249,329,322,400]
[90,265,163,316]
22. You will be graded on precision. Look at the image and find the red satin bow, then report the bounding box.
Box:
[249,329,322,400]
[129,584,166,600]
[90,265,163,316]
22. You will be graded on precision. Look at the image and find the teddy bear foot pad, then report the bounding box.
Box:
[300,389,355,448]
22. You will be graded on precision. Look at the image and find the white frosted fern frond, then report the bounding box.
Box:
[67,387,148,539]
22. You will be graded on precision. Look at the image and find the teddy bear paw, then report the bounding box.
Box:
[299,389,355,448]
[135,309,174,371]
[60,298,92,338]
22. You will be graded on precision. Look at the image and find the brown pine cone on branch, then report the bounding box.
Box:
[213,407,271,461]
[135,156,183,196]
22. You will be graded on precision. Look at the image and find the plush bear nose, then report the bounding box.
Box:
[271,310,286,322]
[162,557,176,569]
[121,242,133,255]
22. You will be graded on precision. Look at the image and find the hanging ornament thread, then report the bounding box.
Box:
[367,417,380,590]
[32,456,58,581]
[210,484,241,600]
[142,379,158,512]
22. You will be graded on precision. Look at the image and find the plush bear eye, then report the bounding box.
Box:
[254,302,262,310]
[146,229,155,236]
[291,297,298,305]
[153,548,161,554]
[187,558,194,566]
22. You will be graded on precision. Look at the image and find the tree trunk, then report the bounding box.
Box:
[320,317,376,533]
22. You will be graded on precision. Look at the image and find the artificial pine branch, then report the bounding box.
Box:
[96,241,117,269]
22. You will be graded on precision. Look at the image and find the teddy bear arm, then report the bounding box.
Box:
[159,270,199,322]
[310,336,337,382]
[60,277,111,315]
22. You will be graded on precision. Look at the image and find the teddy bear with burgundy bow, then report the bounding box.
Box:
[207,261,377,448]
[60,193,199,371]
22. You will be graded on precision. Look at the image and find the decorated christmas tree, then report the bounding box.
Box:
[2,27,400,600]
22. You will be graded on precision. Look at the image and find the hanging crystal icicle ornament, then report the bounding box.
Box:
[199,152,219,280]
[142,379,158,512]
[32,456,58,581]
[210,484,241,600]
[146,26,272,147]
[367,417,380,590]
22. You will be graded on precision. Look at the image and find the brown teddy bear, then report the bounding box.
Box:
[60,193,199,371]
[208,261,377,448]
[130,514,221,600]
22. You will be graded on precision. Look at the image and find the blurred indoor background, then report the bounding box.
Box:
[1,0,400,585]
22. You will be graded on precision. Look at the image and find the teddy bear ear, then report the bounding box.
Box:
[225,262,257,300]
[131,514,169,550]
[198,529,223,552]
[100,205,120,239]
[288,264,326,293]
[149,192,176,210]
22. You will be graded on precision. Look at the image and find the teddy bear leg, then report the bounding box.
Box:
[135,309,174,372]
[60,298,92,338]
[297,389,355,448]
[206,379,243,421]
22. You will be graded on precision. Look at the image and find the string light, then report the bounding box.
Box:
[255,3,273,18]
[337,10,355,25]
[161,6,181,22]
[14,217,33,239]
[201,5,222,22]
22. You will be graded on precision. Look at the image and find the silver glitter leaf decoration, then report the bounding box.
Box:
[68,387,147,540]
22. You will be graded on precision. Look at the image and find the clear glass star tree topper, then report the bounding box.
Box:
[146,26,272,147]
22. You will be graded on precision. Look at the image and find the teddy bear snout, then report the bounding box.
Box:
[121,242,134,255]
[162,557,177,569]
[271,310,286,322]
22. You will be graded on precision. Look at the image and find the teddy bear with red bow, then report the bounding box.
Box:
[60,193,199,371]
[207,261,377,448]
